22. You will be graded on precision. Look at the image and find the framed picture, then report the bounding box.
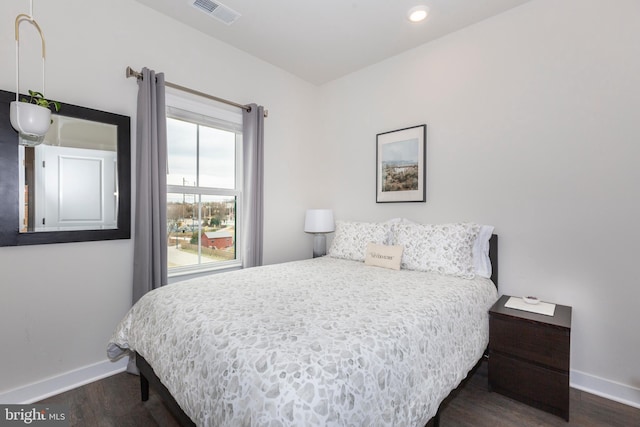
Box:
[376,124,426,203]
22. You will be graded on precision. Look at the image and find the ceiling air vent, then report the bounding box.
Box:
[190,0,241,25]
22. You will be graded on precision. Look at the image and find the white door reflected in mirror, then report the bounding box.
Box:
[18,115,119,232]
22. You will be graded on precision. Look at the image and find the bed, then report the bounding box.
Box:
[108,221,499,427]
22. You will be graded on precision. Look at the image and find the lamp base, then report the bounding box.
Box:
[312,234,327,258]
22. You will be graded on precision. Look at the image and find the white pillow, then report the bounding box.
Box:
[393,222,480,278]
[473,225,494,279]
[364,243,403,270]
[328,221,390,262]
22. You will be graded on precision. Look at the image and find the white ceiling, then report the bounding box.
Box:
[134,0,532,85]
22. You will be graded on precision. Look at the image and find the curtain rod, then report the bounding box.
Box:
[126,66,268,117]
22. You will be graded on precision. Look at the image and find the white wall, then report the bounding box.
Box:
[0,0,320,397]
[2,0,639,409]
[319,0,640,405]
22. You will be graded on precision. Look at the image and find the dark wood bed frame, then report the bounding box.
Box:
[136,235,498,427]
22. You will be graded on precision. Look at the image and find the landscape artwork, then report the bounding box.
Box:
[376,124,426,203]
[381,139,419,192]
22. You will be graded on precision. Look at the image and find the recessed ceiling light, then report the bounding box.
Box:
[408,5,429,23]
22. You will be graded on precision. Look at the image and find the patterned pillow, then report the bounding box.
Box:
[393,223,481,278]
[328,221,390,262]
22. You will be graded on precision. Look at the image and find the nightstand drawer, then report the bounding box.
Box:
[490,315,570,371]
[489,352,569,420]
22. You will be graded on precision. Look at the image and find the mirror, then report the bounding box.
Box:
[0,89,131,246]
[20,115,119,232]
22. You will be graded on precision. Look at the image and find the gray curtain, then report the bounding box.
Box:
[132,68,168,303]
[241,104,265,268]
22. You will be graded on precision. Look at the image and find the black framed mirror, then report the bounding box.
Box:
[0,89,131,246]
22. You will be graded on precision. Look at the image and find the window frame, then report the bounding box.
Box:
[165,92,243,277]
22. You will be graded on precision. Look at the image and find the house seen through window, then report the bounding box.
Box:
[166,95,243,275]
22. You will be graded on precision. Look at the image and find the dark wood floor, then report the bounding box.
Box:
[38,361,639,426]
[439,363,640,427]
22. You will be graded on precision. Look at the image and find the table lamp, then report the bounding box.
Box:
[304,209,335,258]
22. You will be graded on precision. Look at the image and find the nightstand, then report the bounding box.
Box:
[488,295,572,421]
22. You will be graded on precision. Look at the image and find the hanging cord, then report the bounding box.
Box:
[15,8,47,102]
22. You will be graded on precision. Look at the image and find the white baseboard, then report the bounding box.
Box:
[571,369,640,409]
[2,360,638,410]
[0,358,128,404]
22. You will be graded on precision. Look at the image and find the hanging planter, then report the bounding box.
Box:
[11,98,51,137]
[10,10,59,146]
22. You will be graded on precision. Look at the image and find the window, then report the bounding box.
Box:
[166,94,243,275]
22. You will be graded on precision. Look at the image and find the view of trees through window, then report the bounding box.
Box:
[167,194,237,268]
[166,110,242,272]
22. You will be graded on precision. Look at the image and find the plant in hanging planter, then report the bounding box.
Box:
[10,90,61,142]
[20,89,61,113]
[11,11,58,145]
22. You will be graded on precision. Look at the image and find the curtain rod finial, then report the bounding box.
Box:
[126,66,140,79]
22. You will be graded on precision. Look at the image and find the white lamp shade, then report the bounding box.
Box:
[304,209,335,233]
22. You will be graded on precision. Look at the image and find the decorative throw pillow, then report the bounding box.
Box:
[393,222,480,278]
[364,243,403,270]
[328,221,390,262]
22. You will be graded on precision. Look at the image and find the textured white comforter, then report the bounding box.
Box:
[108,257,497,427]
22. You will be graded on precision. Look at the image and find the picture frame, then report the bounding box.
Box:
[376,124,426,203]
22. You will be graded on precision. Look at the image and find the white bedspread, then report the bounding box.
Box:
[108,257,497,427]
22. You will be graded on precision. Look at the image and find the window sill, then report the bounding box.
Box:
[168,261,242,283]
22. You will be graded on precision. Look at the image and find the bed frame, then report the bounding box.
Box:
[489,233,498,286]
[136,234,498,427]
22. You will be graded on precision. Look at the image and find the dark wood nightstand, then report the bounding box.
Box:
[488,295,572,421]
